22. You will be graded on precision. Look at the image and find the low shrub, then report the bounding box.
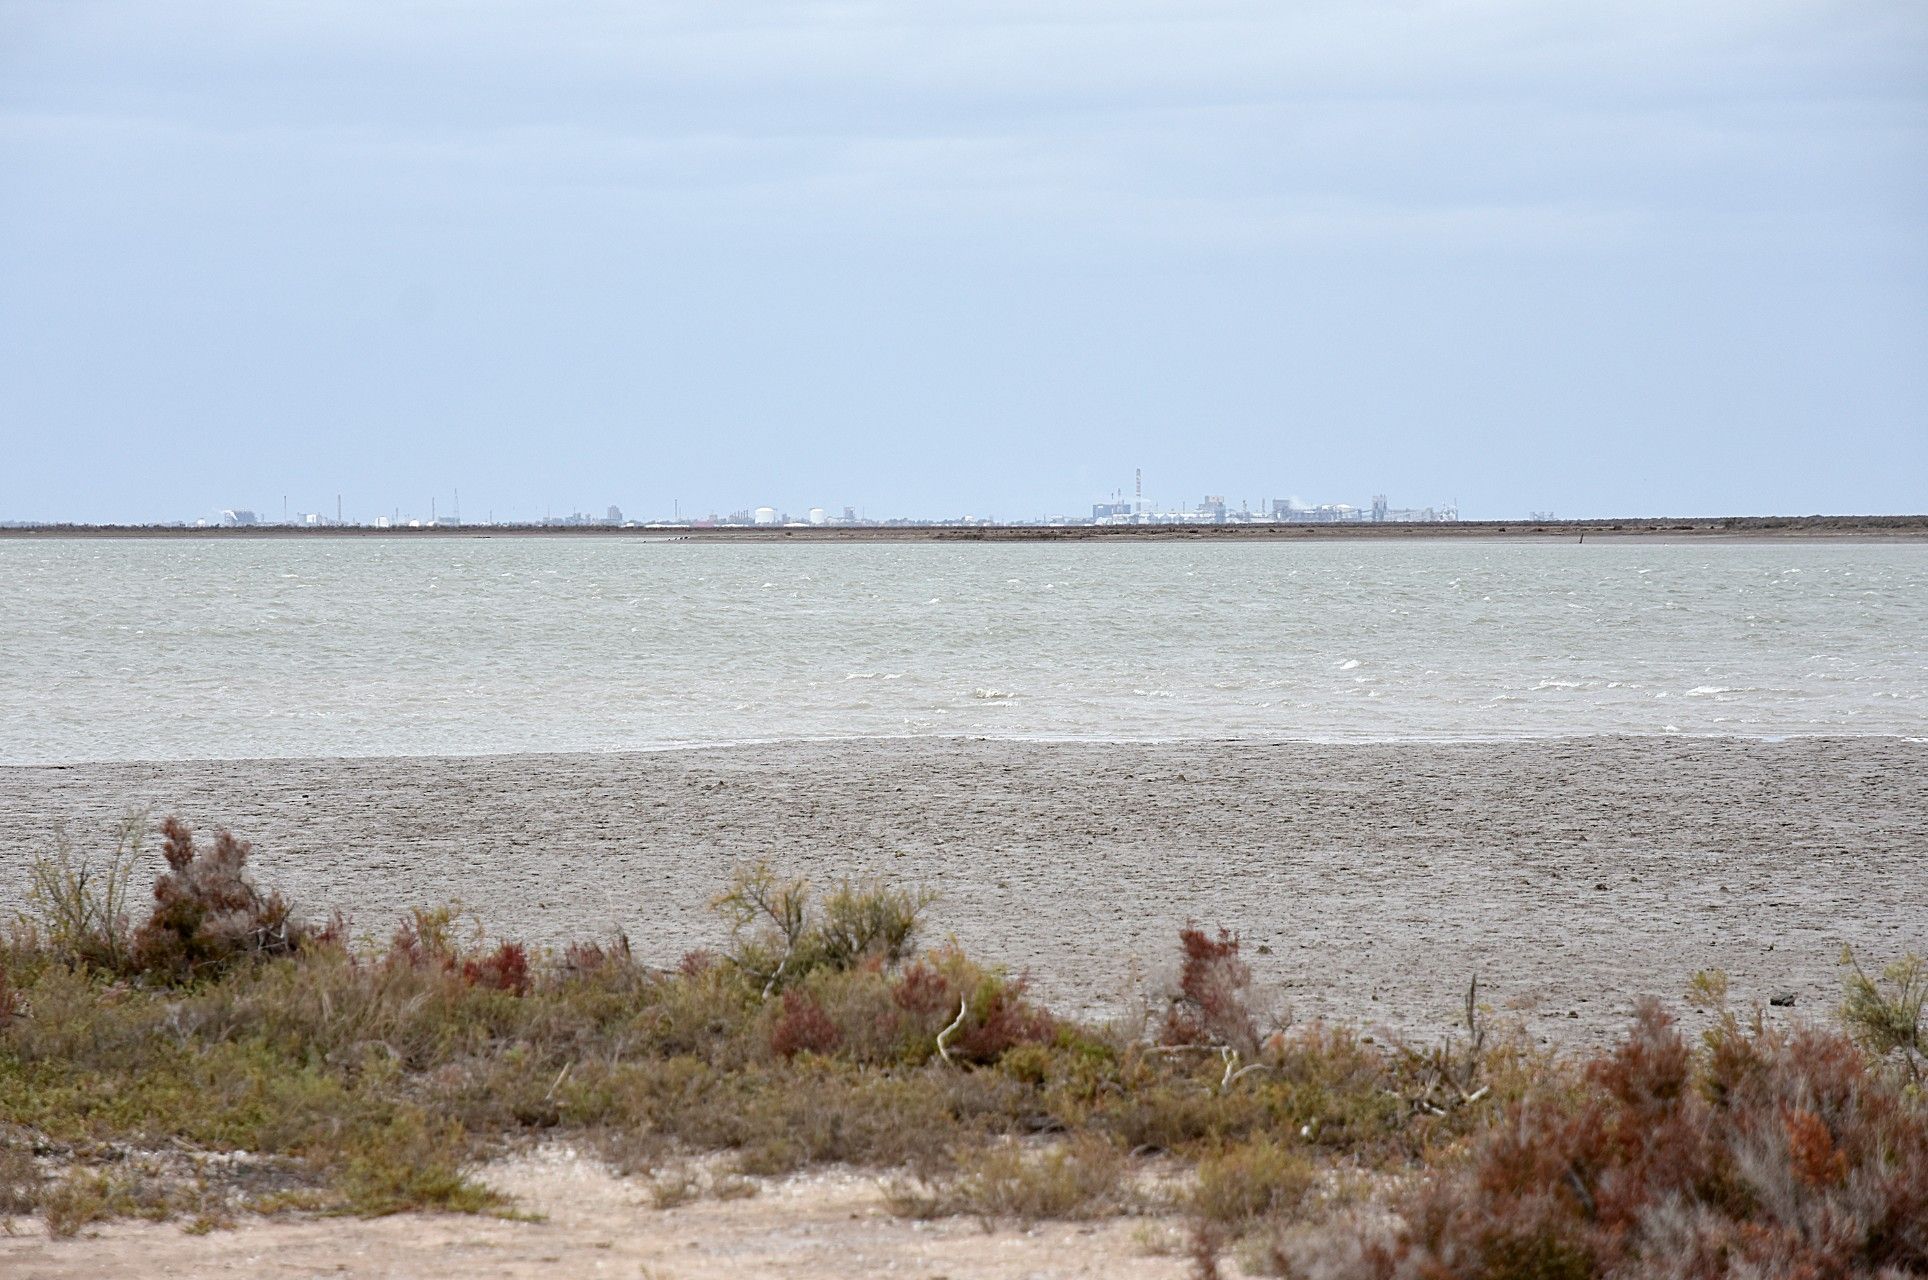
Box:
[769,989,842,1057]
[1841,947,1925,1086]
[939,1135,1129,1225]
[1351,1001,1928,1279]
[1190,1136,1315,1228]
[712,860,934,994]
[460,941,532,995]
[644,1166,701,1209]
[328,1110,499,1217]
[129,818,318,981]
[893,948,1055,1065]
[36,1164,186,1238]
[0,1138,40,1218]
[1162,925,1262,1058]
[19,816,143,973]
[814,878,935,970]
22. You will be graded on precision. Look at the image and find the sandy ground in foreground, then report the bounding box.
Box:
[3,736,1923,1047]
[0,1148,1215,1280]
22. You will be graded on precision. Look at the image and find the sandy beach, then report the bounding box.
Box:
[5,735,1922,1047]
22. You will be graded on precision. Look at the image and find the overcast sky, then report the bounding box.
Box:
[2,1,1923,522]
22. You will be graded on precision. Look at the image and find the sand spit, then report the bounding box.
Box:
[0,1147,1204,1279]
[3,736,1923,1046]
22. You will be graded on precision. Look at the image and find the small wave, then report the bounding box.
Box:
[1685,686,1736,697]
[971,688,1018,700]
[1338,659,1361,670]
[1132,689,1176,698]
[1533,680,1588,690]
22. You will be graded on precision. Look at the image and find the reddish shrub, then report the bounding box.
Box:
[887,955,1053,1063]
[1162,925,1259,1056]
[677,949,718,978]
[771,990,842,1057]
[128,817,309,980]
[953,976,1055,1062]
[1782,1105,1847,1189]
[386,907,459,972]
[1350,1001,1928,1279]
[893,960,956,1016]
[461,942,531,995]
[562,934,632,977]
[562,941,607,974]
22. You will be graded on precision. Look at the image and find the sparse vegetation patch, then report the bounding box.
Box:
[2,815,1922,1278]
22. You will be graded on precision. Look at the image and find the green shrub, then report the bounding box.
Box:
[711,860,933,994]
[329,1110,499,1216]
[19,815,143,973]
[0,1138,40,1218]
[1190,1136,1315,1227]
[1841,948,1925,1085]
[949,1135,1128,1224]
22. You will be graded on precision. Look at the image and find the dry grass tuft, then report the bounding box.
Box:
[894,1135,1130,1226]
[1189,1136,1315,1228]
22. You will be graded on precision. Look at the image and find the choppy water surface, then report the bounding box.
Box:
[1,538,1924,763]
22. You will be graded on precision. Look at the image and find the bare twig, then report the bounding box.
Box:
[546,1062,574,1102]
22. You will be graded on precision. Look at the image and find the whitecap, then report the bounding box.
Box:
[971,688,1017,700]
[1338,659,1361,670]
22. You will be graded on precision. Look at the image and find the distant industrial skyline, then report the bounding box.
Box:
[3,466,1464,528]
[10,480,1833,529]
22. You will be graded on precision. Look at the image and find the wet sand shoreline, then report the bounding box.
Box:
[3,735,1923,1046]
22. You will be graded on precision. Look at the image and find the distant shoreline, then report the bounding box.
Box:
[4,513,1927,541]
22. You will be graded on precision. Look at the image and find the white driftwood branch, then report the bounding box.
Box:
[936,998,969,1066]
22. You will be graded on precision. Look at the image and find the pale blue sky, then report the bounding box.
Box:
[3,1,1924,522]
